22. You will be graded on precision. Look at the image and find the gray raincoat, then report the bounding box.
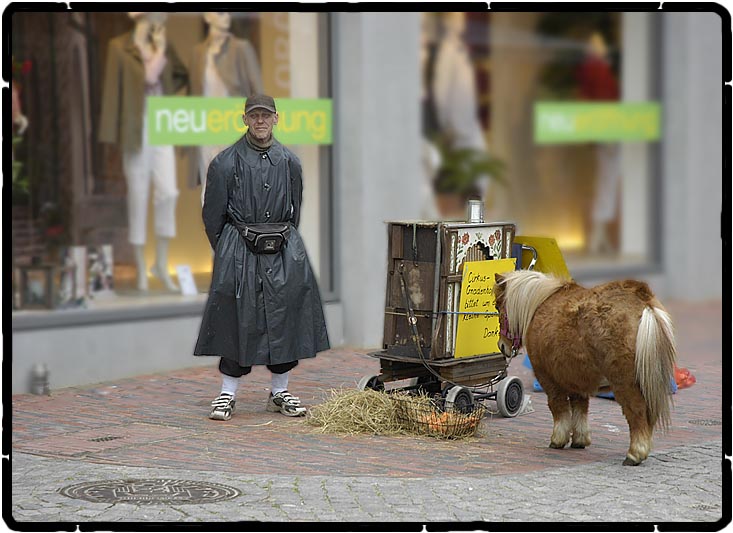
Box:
[193,135,330,366]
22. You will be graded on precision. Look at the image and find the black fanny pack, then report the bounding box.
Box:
[235,222,291,254]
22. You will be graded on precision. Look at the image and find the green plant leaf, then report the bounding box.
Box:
[430,133,508,195]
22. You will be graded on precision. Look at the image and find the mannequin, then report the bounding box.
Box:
[431,13,486,154]
[421,12,490,219]
[576,32,620,255]
[188,12,264,206]
[99,12,188,291]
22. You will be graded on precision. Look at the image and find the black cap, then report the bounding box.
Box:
[244,94,276,114]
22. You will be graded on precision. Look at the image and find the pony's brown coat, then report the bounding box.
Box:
[494,270,677,465]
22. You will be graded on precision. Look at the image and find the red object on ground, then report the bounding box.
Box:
[674,365,696,389]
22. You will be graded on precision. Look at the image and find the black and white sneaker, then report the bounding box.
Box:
[266,391,306,417]
[209,393,236,421]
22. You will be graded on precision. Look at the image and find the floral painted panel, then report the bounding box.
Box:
[453,225,505,271]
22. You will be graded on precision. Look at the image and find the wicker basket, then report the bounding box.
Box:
[391,393,486,439]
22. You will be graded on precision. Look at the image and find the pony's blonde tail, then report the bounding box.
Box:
[636,306,677,430]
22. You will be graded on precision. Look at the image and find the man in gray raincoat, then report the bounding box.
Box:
[194,94,330,420]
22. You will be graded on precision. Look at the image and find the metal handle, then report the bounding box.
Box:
[521,244,538,271]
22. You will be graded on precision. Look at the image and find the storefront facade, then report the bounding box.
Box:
[333,10,723,349]
[11,11,341,392]
[10,10,723,392]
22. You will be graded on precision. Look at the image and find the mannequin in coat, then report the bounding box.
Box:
[188,12,264,206]
[99,12,188,291]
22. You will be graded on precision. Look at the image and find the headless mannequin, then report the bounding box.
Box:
[128,12,178,291]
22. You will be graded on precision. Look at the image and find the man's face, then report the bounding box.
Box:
[244,109,278,141]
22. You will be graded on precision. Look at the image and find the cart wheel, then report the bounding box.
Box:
[441,382,454,398]
[357,374,384,391]
[496,376,524,417]
[444,385,475,414]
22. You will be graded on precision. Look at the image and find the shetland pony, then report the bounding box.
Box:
[493,270,677,466]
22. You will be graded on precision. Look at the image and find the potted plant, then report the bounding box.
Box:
[430,133,506,219]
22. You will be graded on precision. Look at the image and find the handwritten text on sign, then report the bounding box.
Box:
[454,259,517,359]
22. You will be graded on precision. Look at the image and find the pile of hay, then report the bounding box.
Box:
[306,389,485,439]
[306,388,404,436]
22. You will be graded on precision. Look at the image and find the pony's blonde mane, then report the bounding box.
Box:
[499,270,567,342]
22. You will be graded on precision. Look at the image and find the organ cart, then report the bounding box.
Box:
[359,219,540,417]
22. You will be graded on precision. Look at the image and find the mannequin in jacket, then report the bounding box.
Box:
[188,12,264,206]
[100,12,188,291]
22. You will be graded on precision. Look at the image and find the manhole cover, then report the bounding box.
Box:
[59,479,241,505]
[689,419,722,426]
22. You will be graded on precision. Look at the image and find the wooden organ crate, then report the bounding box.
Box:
[382,220,516,362]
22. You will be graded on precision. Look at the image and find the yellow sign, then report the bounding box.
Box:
[454,259,517,359]
[513,236,572,280]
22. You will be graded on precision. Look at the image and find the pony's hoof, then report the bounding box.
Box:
[622,457,641,466]
[570,443,586,449]
[549,442,566,449]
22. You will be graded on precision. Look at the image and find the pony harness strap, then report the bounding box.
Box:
[499,308,522,357]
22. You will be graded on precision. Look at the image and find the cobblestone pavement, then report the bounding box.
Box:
[7,300,728,528]
[9,441,725,523]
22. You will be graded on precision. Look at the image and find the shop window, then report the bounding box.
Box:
[11,11,334,312]
[420,11,661,271]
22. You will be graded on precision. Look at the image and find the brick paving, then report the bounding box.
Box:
[8,300,727,525]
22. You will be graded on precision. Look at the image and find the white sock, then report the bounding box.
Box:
[221,374,241,397]
[270,371,289,395]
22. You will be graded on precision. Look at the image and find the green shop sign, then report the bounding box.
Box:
[534,102,661,144]
[146,97,332,146]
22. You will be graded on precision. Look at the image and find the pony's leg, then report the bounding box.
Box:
[613,386,654,466]
[569,394,591,448]
[544,384,573,449]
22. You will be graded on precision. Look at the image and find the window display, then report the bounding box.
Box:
[421,12,501,220]
[10,11,333,312]
[99,12,188,292]
[421,11,661,267]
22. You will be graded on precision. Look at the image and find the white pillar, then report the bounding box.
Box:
[334,13,423,348]
[661,12,723,301]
